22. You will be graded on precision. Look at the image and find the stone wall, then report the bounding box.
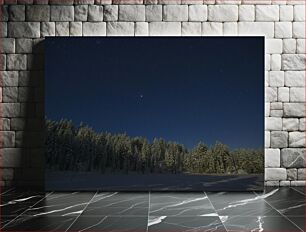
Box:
[0,0,305,188]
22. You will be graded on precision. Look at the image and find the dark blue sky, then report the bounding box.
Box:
[45,37,264,150]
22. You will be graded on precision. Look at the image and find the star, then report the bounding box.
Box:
[140,94,143,99]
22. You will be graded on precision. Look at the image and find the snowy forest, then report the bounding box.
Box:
[46,119,264,175]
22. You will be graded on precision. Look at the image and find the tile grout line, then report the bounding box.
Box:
[204,191,229,232]
[2,191,54,230]
[290,187,305,196]
[65,191,98,232]
[146,191,151,232]
[253,191,304,232]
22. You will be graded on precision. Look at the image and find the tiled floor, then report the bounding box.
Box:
[1,187,305,231]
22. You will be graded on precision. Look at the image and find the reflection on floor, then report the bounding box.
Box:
[1,187,305,231]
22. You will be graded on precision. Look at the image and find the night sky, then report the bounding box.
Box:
[45,37,264,150]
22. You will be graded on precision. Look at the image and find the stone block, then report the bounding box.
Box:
[283,39,296,54]
[297,168,305,180]
[149,22,181,36]
[265,181,280,187]
[265,149,280,167]
[283,118,299,131]
[282,54,305,71]
[0,54,6,71]
[280,5,293,21]
[265,54,270,71]
[119,5,145,21]
[135,22,148,36]
[10,118,26,130]
[1,71,18,86]
[265,87,277,102]
[9,5,25,21]
[293,22,305,38]
[266,39,282,54]
[182,22,201,36]
[285,71,305,87]
[163,5,188,21]
[1,5,9,22]
[8,22,40,38]
[299,118,305,131]
[16,39,32,53]
[55,22,69,36]
[269,71,284,87]
[3,87,18,102]
[2,131,15,148]
[0,148,23,168]
[202,22,222,35]
[281,148,305,168]
[41,22,55,37]
[284,103,304,117]
[294,5,305,21]
[51,6,74,21]
[88,5,103,22]
[239,5,255,21]
[255,5,279,21]
[290,181,306,186]
[270,131,288,148]
[265,131,270,148]
[107,22,134,36]
[296,39,305,54]
[265,102,270,116]
[1,118,11,131]
[70,22,82,36]
[289,131,305,147]
[3,103,20,117]
[83,22,106,36]
[74,5,88,21]
[145,5,161,22]
[265,168,286,181]
[189,5,207,21]
[290,87,304,102]
[279,181,290,186]
[26,5,50,21]
[104,5,118,21]
[265,117,282,131]
[275,22,292,39]
[270,110,283,117]
[7,54,27,71]
[1,38,15,53]
[208,5,238,22]
[270,54,281,71]
[223,22,237,35]
[287,168,297,180]
[270,102,282,110]
[238,22,274,38]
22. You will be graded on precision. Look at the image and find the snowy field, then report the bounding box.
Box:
[45,171,263,191]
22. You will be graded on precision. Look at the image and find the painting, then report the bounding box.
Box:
[45,37,264,191]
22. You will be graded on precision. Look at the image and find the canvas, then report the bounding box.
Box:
[45,37,264,191]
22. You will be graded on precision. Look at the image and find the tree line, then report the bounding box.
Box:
[45,119,263,174]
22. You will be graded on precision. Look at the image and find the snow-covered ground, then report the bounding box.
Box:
[45,171,263,191]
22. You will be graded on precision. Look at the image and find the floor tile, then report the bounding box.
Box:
[291,187,305,195]
[22,192,96,217]
[149,192,215,216]
[287,216,305,230]
[222,215,303,232]
[148,216,227,232]
[207,191,281,216]
[70,216,148,231]
[1,190,46,216]
[257,188,305,217]
[82,192,149,216]
[1,215,76,231]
